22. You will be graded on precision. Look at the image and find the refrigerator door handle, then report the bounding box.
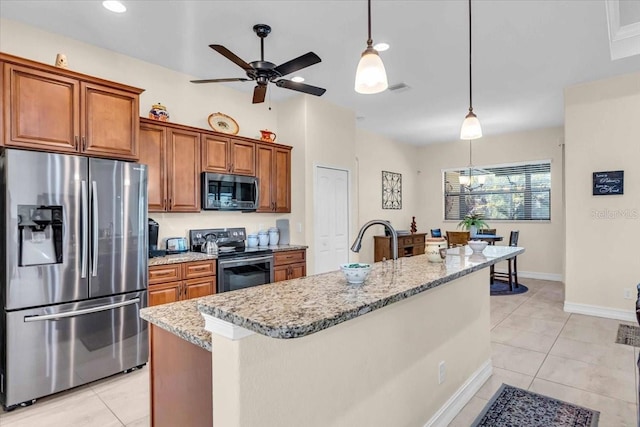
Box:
[81,180,88,279]
[23,298,141,322]
[91,180,99,277]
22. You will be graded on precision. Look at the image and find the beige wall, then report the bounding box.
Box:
[564,72,640,316]
[211,270,490,427]
[417,128,565,279]
[355,129,421,263]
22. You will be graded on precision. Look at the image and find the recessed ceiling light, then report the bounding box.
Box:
[103,1,126,13]
[374,42,390,52]
[291,76,305,83]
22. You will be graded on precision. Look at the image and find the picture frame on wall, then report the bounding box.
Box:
[382,171,402,209]
[592,170,624,195]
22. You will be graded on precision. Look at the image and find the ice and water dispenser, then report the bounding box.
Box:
[17,205,63,266]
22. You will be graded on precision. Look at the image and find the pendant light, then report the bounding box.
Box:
[460,0,482,140]
[354,0,388,94]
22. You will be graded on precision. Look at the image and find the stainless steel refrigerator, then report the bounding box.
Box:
[0,149,148,410]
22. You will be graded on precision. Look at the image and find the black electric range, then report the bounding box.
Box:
[189,227,272,258]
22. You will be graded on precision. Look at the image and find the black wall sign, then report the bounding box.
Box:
[592,170,624,195]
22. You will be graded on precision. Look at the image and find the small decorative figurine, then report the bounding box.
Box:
[149,103,170,122]
[410,216,417,234]
[54,53,69,69]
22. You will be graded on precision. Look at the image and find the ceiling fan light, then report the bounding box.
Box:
[355,47,388,94]
[102,1,126,13]
[460,110,482,140]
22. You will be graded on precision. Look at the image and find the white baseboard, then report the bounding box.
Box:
[564,301,636,322]
[424,359,492,427]
[493,269,563,282]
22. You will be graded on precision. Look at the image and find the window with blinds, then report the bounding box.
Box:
[444,161,551,221]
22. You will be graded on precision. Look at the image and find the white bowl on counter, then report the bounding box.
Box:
[468,240,488,253]
[340,263,372,284]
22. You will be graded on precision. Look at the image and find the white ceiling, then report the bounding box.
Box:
[2,0,640,145]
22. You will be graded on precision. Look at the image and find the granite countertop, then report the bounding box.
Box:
[140,298,212,351]
[141,245,523,345]
[148,245,308,266]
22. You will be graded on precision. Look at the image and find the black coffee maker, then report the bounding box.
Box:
[148,218,165,258]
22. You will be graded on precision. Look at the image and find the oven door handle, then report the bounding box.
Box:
[219,255,273,267]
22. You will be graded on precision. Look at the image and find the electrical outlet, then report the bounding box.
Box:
[259,223,264,231]
[297,222,302,233]
[623,288,633,300]
[438,361,446,384]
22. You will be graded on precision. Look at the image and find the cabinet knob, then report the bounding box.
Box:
[82,136,86,151]
[74,136,79,150]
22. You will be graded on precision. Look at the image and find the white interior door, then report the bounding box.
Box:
[314,166,349,274]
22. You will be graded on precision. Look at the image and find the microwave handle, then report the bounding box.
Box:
[254,178,260,208]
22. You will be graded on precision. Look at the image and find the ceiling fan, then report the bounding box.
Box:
[191,24,326,104]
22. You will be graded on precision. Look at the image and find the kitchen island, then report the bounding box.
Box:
[140,245,523,427]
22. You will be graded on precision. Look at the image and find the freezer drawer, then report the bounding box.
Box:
[2,291,148,409]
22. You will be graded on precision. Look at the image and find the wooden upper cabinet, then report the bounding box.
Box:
[81,82,139,160]
[168,128,200,212]
[139,122,167,212]
[256,144,274,212]
[4,63,80,152]
[201,133,255,176]
[256,143,291,213]
[274,147,291,213]
[1,54,143,160]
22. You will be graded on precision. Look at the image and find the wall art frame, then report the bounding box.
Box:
[382,170,402,209]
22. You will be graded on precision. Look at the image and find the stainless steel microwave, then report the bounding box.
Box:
[201,173,259,211]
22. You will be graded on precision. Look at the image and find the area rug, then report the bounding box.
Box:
[616,324,640,347]
[490,279,528,296]
[471,384,599,427]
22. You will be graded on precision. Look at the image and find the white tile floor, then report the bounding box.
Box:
[1,278,637,426]
[450,278,639,427]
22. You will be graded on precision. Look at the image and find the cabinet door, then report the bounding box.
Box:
[183,277,215,300]
[230,140,255,176]
[289,263,306,280]
[273,265,289,283]
[274,147,291,213]
[81,82,139,160]
[139,122,167,212]
[148,281,182,307]
[168,129,200,212]
[4,63,79,152]
[255,144,274,212]
[201,134,230,173]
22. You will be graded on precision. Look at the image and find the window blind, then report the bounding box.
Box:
[444,161,551,221]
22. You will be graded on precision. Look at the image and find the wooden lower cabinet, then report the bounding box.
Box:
[148,260,216,306]
[150,325,212,427]
[273,249,306,282]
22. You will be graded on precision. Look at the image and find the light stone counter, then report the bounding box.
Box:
[141,245,523,343]
[140,299,212,351]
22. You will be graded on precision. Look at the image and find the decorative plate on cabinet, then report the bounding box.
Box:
[208,112,239,135]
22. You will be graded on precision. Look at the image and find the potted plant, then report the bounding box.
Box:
[457,212,489,237]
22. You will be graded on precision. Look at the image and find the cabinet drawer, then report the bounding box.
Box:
[183,260,216,279]
[149,264,182,284]
[412,236,425,244]
[274,250,306,266]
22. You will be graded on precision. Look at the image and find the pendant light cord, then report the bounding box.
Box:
[468,0,473,112]
[367,0,373,47]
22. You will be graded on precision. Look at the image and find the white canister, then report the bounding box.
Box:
[247,234,259,248]
[425,238,448,263]
[258,231,269,247]
[268,227,279,246]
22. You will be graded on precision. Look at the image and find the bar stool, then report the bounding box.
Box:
[491,231,520,291]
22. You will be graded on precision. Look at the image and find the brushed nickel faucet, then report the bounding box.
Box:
[351,220,398,260]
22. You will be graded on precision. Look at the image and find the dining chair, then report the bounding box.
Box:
[491,231,520,291]
[446,231,470,248]
[430,228,442,238]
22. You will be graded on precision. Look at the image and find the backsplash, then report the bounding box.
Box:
[150,211,301,248]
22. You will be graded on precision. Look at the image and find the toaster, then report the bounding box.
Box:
[165,237,188,254]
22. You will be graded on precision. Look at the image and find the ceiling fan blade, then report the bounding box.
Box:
[253,85,267,104]
[275,80,326,97]
[210,44,253,71]
[274,52,321,77]
[190,78,250,84]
